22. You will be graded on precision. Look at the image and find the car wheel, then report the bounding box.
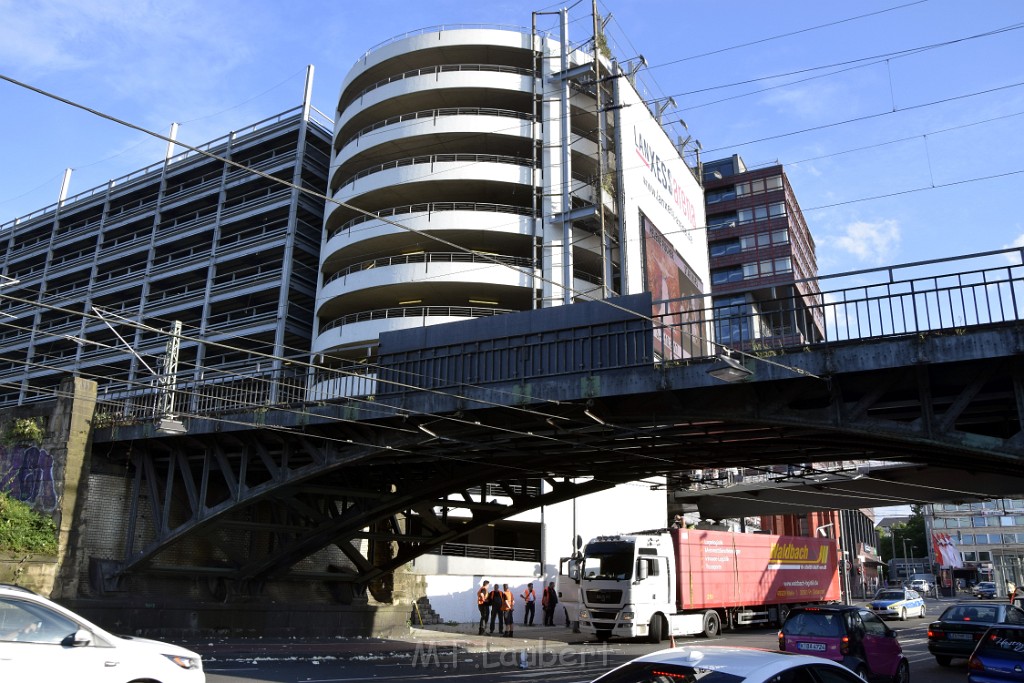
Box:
[854,664,869,681]
[935,655,952,667]
[702,610,720,638]
[891,659,909,683]
[899,608,907,621]
[918,604,926,618]
[648,613,663,644]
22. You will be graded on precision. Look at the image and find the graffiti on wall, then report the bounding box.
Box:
[0,444,58,512]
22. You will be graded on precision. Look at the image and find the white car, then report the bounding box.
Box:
[909,579,931,594]
[591,645,871,682]
[868,587,927,620]
[0,584,204,682]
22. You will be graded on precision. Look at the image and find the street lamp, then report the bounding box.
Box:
[902,539,919,585]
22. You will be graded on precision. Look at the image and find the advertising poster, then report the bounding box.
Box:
[643,212,705,359]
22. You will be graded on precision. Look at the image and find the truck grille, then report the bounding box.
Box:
[585,589,622,604]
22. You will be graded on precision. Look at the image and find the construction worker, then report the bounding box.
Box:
[476,580,491,635]
[502,583,515,637]
[521,582,536,625]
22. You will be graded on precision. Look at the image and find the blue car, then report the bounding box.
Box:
[969,624,1024,681]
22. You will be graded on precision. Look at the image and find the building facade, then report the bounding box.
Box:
[703,154,823,349]
[0,103,331,413]
[926,498,1024,595]
[315,24,709,395]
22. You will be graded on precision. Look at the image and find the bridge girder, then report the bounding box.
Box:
[94,325,1024,589]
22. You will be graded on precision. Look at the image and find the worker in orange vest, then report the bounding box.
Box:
[501,583,515,637]
[476,580,491,635]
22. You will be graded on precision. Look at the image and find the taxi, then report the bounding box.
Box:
[868,587,927,620]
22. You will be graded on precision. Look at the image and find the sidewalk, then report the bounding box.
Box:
[183,622,585,661]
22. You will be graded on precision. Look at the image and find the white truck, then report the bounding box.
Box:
[572,528,841,643]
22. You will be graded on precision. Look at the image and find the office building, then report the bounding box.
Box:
[926,498,1024,595]
[702,155,823,349]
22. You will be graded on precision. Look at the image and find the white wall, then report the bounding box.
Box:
[410,480,667,624]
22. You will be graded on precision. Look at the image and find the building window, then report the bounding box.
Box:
[735,174,782,197]
[961,534,974,545]
[1001,516,1016,527]
[706,187,737,204]
[933,518,946,529]
[964,551,977,561]
[708,213,738,230]
[710,239,741,257]
[974,517,990,527]
[979,551,992,561]
[711,267,743,285]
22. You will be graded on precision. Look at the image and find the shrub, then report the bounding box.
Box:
[0,492,58,554]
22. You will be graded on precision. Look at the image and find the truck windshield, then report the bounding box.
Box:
[583,541,634,580]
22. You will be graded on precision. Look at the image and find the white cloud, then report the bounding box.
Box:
[1003,232,1024,263]
[831,219,901,265]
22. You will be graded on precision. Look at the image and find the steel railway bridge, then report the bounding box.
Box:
[90,250,1024,594]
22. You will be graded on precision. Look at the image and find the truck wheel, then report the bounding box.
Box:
[648,614,663,644]
[701,610,720,638]
[596,629,612,643]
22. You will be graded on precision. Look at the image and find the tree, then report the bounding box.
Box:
[878,506,929,582]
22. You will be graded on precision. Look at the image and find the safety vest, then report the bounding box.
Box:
[477,587,489,606]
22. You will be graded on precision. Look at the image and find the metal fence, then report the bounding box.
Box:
[92,250,1024,423]
[654,248,1024,362]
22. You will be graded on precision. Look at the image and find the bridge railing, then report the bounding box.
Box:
[427,542,539,562]
[654,248,1024,361]
[90,250,1024,422]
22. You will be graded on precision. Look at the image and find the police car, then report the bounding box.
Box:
[868,587,927,620]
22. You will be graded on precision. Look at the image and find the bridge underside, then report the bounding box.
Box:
[91,320,1024,591]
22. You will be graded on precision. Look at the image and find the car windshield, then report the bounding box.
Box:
[782,611,844,637]
[940,605,1000,623]
[583,541,634,581]
[875,591,904,601]
[975,628,1024,660]
[594,661,744,683]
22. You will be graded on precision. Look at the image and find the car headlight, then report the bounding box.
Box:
[578,610,589,619]
[621,611,634,621]
[164,654,201,670]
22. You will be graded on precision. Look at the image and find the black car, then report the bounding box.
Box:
[927,602,1024,666]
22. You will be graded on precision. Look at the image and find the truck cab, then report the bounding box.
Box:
[577,532,686,642]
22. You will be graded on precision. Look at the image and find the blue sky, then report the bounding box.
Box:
[1,0,1021,276]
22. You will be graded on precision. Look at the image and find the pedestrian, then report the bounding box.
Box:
[477,580,491,635]
[502,583,515,637]
[521,582,536,625]
[488,582,505,635]
[542,581,559,626]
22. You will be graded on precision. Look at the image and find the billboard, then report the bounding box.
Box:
[642,212,705,359]
[614,70,709,355]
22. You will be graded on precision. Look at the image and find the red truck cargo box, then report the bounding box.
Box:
[672,528,840,611]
